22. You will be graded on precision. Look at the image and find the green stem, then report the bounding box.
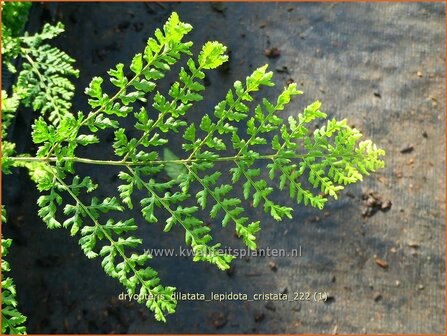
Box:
[8,152,365,167]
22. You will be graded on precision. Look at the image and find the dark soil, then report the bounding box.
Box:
[3,2,445,334]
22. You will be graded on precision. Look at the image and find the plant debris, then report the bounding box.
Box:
[264,47,281,58]
[373,292,383,302]
[361,191,392,217]
[407,240,420,248]
[374,256,389,269]
[400,145,414,154]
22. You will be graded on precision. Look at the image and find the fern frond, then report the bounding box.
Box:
[2,15,79,133]
[1,2,31,37]
[83,12,192,132]
[1,1,31,72]
[37,170,178,322]
[16,28,79,126]
[1,90,20,138]
[5,12,386,323]
[1,207,27,335]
